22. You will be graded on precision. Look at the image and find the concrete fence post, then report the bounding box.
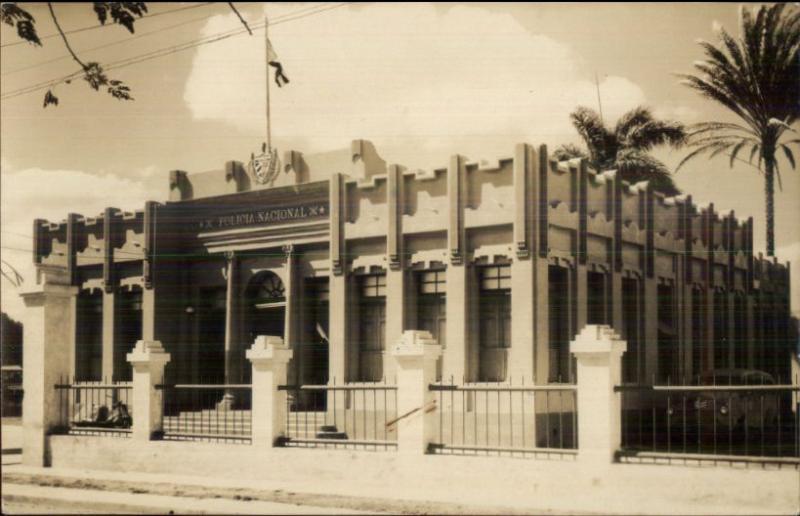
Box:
[570,325,627,465]
[20,269,78,467]
[127,340,170,441]
[246,335,293,447]
[392,330,442,455]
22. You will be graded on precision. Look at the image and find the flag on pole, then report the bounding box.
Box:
[267,39,289,87]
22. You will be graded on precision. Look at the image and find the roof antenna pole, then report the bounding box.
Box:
[595,71,604,124]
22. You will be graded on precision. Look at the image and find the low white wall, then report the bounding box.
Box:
[48,436,798,515]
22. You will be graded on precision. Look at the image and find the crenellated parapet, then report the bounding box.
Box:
[34,139,789,300]
[33,208,147,290]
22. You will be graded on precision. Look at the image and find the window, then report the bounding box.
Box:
[419,270,446,295]
[479,265,511,382]
[359,273,386,381]
[733,294,747,369]
[75,290,103,381]
[479,264,511,291]
[114,288,142,382]
[549,265,570,382]
[361,273,386,298]
[691,287,704,375]
[622,277,641,383]
[253,273,286,305]
[587,271,609,325]
[417,270,446,348]
[713,290,729,370]
[657,283,678,383]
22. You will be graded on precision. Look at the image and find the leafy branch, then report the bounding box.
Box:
[3,2,145,107]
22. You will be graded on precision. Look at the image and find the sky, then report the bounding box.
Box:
[1,2,798,325]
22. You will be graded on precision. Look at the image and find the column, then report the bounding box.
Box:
[533,257,550,384]
[385,267,405,381]
[283,245,299,382]
[247,336,293,447]
[570,325,626,466]
[509,258,534,381]
[221,251,239,407]
[443,264,467,381]
[101,289,115,381]
[20,268,78,467]
[392,330,442,455]
[127,340,170,441]
[329,272,347,383]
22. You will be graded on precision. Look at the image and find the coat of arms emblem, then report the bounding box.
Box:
[250,145,280,185]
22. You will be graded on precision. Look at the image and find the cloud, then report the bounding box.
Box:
[184,3,648,168]
[0,166,163,323]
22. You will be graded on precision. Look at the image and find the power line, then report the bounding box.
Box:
[2,9,220,77]
[1,3,351,101]
[2,2,332,77]
[0,2,215,48]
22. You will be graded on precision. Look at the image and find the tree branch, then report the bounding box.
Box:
[47,2,87,70]
[227,2,252,35]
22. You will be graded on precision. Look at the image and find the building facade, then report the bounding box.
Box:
[29,140,793,392]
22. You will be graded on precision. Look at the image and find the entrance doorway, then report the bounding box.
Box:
[245,272,287,384]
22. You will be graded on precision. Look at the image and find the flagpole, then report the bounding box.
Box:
[265,15,272,152]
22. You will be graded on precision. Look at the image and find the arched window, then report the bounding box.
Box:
[250,272,286,306]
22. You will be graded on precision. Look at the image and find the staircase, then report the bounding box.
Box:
[162,409,251,438]
[286,411,347,440]
[161,409,347,440]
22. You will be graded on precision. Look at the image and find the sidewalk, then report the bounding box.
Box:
[1,464,571,515]
[2,482,378,515]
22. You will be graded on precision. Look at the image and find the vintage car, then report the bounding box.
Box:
[665,369,781,433]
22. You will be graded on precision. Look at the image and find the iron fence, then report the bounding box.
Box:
[277,382,398,450]
[428,379,578,457]
[53,378,132,437]
[157,383,252,444]
[616,377,800,464]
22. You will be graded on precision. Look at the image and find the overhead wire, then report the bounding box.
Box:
[0,2,215,48]
[1,2,351,101]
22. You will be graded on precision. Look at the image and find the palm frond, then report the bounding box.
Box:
[552,144,587,162]
[615,149,681,196]
[780,144,796,170]
[569,106,613,168]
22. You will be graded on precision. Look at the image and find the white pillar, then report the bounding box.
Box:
[392,330,442,455]
[20,269,78,467]
[247,335,293,447]
[443,265,467,381]
[509,258,534,381]
[384,267,405,381]
[570,325,626,466]
[101,290,115,381]
[127,340,170,441]
[221,252,239,407]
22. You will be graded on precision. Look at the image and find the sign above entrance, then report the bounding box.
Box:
[196,200,328,231]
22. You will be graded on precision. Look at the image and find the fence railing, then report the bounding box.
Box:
[156,384,252,443]
[277,383,398,450]
[616,381,800,463]
[428,381,578,457]
[53,379,133,437]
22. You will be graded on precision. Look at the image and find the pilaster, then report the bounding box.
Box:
[392,331,442,455]
[127,340,170,441]
[247,336,293,447]
[570,325,626,465]
[20,268,78,466]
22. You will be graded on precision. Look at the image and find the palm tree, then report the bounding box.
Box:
[555,106,686,196]
[678,3,800,256]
